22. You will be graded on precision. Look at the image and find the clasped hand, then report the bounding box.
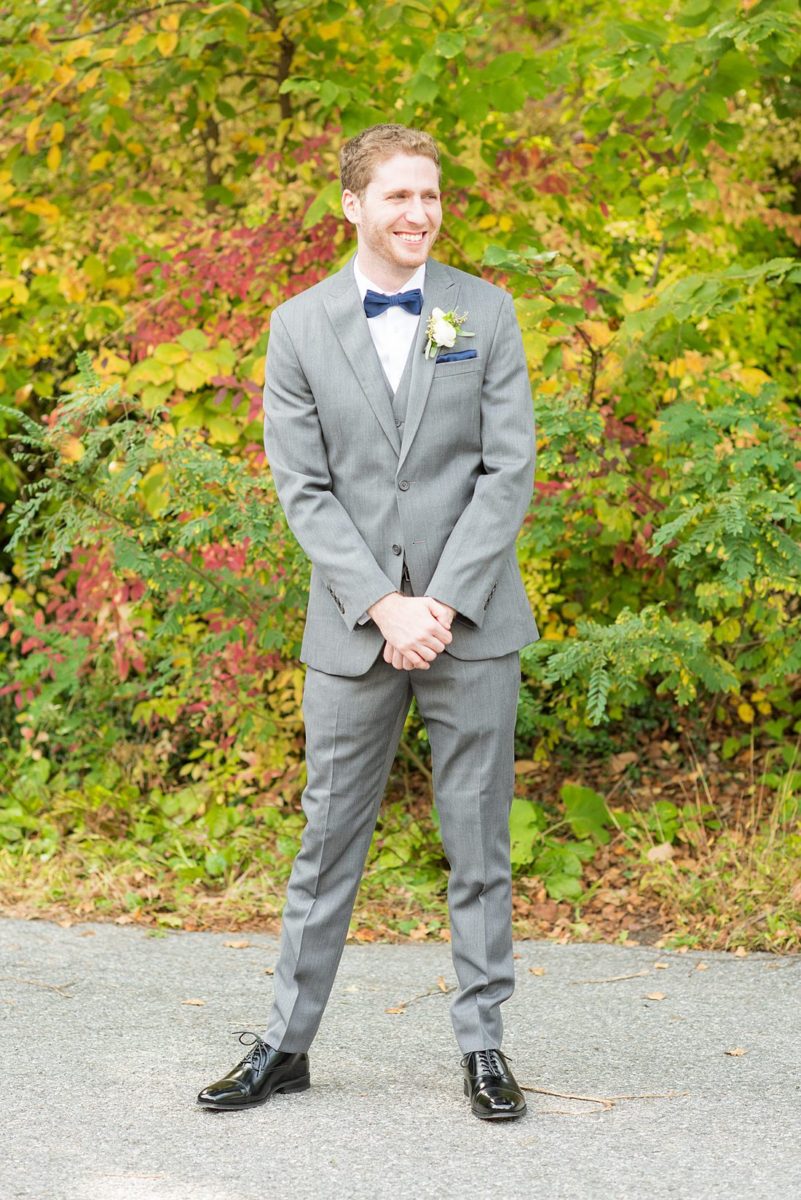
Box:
[368,593,455,671]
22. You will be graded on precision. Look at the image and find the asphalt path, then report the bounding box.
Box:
[1,917,798,1200]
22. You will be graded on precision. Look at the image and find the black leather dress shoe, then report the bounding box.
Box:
[461,1048,527,1120]
[197,1031,310,1111]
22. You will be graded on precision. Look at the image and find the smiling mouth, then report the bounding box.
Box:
[394,231,426,243]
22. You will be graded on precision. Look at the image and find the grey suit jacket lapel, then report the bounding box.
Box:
[399,256,459,471]
[322,256,401,455]
[322,254,461,466]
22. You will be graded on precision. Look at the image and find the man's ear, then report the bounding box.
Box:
[341,188,360,226]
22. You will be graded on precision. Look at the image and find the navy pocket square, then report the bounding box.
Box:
[436,349,478,363]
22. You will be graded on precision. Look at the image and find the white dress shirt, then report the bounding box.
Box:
[353,255,426,624]
[353,255,426,392]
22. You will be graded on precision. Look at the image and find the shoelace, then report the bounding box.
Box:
[231,1030,273,1072]
[461,1048,511,1076]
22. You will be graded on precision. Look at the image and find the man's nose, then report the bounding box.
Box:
[403,195,427,224]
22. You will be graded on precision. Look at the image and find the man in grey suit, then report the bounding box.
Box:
[198,124,540,1120]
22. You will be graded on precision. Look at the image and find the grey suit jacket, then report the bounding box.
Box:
[262,252,540,677]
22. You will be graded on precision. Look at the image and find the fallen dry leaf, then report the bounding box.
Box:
[695,962,709,971]
[263,967,274,975]
[181,998,205,1006]
[436,976,448,992]
[78,930,96,938]
[725,1047,748,1056]
[645,992,666,1000]
[224,939,251,949]
[646,843,674,863]
[408,924,430,941]
[653,961,668,969]
[733,947,748,957]
[529,966,546,976]
[385,1006,405,1014]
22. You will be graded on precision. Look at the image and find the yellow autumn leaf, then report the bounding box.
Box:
[684,351,708,374]
[64,38,93,63]
[88,150,111,172]
[127,359,174,389]
[78,68,101,93]
[175,359,208,391]
[50,121,65,144]
[156,31,178,56]
[249,357,265,386]
[622,290,655,313]
[53,64,77,86]
[160,11,181,30]
[59,436,85,463]
[0,278,30,305]
[738,367,770,395]
[26,117,42,154]
[478,214,496,229]
[30,25,51,50]
[94,351,129,376]
[153,343,189,366]
[737,702,755,724]
[498,215,513,232]
[47,144,61,172]
[579,319,614,348]
[123,24,147,46]
[24,197,61,221]
[151,425,176,451]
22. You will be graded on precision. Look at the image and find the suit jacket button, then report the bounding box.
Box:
[392,544,402,555]
[398,479,410,491]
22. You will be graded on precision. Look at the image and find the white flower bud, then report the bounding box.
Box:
[432,317,457,347]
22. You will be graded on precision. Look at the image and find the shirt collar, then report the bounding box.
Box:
[353,254,426,302]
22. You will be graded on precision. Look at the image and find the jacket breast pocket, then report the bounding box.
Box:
[433,356,482,378]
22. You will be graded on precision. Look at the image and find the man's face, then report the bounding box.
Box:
[342,152,442,275]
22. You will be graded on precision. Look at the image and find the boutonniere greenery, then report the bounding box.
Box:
[423,306,475,359]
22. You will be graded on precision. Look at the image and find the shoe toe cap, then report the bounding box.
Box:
[474,1086,526,1116]
[197,1081,246,1106]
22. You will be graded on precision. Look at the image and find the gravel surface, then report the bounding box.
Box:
[1,917,798,1200]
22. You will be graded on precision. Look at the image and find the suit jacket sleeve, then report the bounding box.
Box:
[425,291,535,629]
[263,309,397,632]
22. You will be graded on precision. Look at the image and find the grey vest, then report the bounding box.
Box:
[377,338,416,579]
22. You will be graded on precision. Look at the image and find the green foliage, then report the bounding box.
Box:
[0,0,799,924]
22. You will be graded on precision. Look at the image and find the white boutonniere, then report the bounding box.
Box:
[424,307,475,359]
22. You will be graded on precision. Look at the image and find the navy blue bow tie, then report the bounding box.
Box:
[363,287,424,318]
